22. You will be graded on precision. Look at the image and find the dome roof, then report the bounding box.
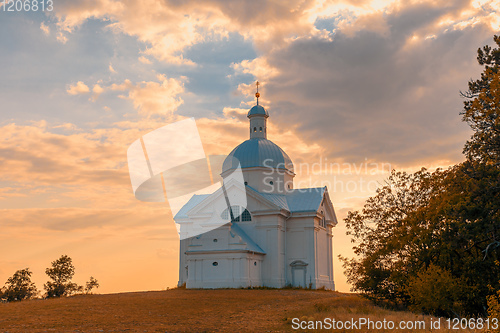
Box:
[247,105,269,117]
[222,138,294,173]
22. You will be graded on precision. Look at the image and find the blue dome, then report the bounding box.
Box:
[247,105,269,117]
[222,138,294,173]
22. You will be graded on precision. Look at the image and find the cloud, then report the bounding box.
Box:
[138,56,152,64]
[49,0,331,65]
[40,22,50,35]
[232,1,498,167]
[232,57,280,82]
[92,84,105,100]
[69,75,185,117]
[40,0,500,70]
[127,75,185,117]
[57,31,69,44]
[0,123,134,190]
[222,107,248,122]
[66,81,90,95]
[0,206,168,231]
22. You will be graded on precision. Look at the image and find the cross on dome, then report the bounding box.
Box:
[255,81,260,105]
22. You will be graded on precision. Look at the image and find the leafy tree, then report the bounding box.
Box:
[85,276,99,294]
[340,168,445,305]
[462,35,500,165]
[342,36,500,316]
[44,255,83,298]
[0,268,38,302]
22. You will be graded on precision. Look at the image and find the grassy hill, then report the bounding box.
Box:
[0,289,477,332]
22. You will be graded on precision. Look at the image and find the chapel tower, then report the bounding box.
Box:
[249,82,268,139]
[221,82,295,194]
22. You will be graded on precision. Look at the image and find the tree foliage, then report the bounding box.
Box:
[44,255,83,298]
[406,264,464,318]
[341,36,500,316]
[0,268,38,302]
[85,276,99,294]
[340,168,444,304]
[487,278,500,333]
[462,35,500,165]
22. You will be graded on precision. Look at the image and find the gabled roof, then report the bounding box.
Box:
[175,184,330,223]
[174,194,210,220]
[248,186,326,213]
[230,222,266,254]
[286,187,326,212]
[246,185,289,211]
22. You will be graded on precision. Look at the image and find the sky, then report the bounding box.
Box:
[0,0,499,294]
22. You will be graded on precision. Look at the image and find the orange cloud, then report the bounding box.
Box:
[127,75,185,117]
[40,22,50,35]
[70,75,185,117]
[66,81,90,95]
[50,0,326,64]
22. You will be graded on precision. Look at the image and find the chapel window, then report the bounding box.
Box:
[221,205,252,222]
[241,209,252,222]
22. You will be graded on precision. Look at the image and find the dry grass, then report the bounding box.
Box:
[0,289,482,332]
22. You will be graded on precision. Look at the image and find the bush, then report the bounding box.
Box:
[85,276,99,294]
[487,283,500,333]
[406,264,464,317]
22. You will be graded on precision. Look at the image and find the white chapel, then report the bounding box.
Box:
[174,89,338,289]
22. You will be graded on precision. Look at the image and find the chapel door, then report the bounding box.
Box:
[292,268,306,288]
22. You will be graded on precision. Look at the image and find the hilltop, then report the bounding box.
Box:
[0,289,472,332]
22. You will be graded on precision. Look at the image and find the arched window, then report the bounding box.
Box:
[253,127,257,132]
[320,210,326,227]
[259,127,262,132]
[242,209,252,222]
[221,205,251,222]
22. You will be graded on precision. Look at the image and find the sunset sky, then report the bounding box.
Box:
[0,0,499,294]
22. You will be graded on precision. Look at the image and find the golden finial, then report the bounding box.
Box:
[255,81,260,105]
